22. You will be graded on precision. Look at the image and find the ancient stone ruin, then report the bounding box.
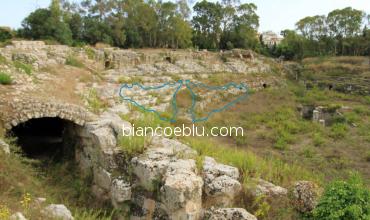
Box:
[0,41,318,219]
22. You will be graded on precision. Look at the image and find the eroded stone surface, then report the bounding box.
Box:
[254,179,288,197]
[290,181,321,213]
[160,159,203,219]
[42,204,74,220]
[111,178,132,208]
[203,157,241,207]
[204,208,257,220]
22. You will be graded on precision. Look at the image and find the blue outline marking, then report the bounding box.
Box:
[119,79,249,123]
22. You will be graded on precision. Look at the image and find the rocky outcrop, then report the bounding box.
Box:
[203,157,241,207]
[131,136,197,191]
[253,179,288,197]
[290,181,321,213]
[111,178,132,208]
[160,159,203,219]
[0,41,72,69]
[70,108,256,219]
[204,208,257,220]
[42,204,74,220]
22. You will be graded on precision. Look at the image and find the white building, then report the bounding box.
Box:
[261,31,283,47]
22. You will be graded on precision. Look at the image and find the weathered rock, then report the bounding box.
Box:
[10,212,27,220]
[203,157,240,181]
[130,195,165,220]
[91,184,110,201]
[290,181,321,213]
[151,136,197,158]
[131,136,197,190]
[205,175,242,200]
[254,179,288,197]
[34,197,47,206]
[111,178,132,208]
[131,150,171,190]
[0,139,10,154]
[203,157,241,207]
[42,204,74,220]
[93,167,112,191]
[160,159,203,219]
[204,208,257,220]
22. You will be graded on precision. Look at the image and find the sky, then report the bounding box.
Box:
[0,0,369,34]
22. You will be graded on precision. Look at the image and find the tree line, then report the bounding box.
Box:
[268,7,370,60]
[0,1,368,60]
[10,0,259,50]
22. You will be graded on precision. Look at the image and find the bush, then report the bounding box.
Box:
[0,72,12,85]
[13,61,32,75]
[66,55,84,68]
[313,174,370,220]
[0,55,7,64]
[85,88,107,113]
[0,27,13,42]
[330,123,348,139]
[312,132,325,147]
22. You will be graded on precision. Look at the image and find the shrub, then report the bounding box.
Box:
[274,136,289,150]
[85,88,107,113]
[312,132,325,147]
[84,47,96,60]
[330,123,348,139]
[13,61,32,75]
[0,55,7,64]
[364,96,370,105]
[313,174,370,220]
[66,55,84,68]
[0,27,13,42]
[0,72,12,85]
[366,151,370,162]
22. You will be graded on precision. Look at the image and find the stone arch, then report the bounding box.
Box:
[1,99,92,158]
[2,99,91,130]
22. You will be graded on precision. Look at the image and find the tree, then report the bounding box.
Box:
[20,0,73,45]
[172,16,192,48]
[220,3,259,50]
[0,27,13,42]
[296,15,326,40]
[192,0,223,49]
[276,30,305,60]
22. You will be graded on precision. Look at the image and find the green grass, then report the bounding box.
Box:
[13,61,32,75]
[330,123,348,139]
[0,54,7,64]
[117,76,144,84]
[84,47,96,60]
[0,148,113,220]
[0,72,12,85]
[66,55,85,68]
[84,89,107,113]
[182,136,322,187]
[122,104,172,129]
[118,135,148,158]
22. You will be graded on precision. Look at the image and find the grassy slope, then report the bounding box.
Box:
[0,148,113,220]
[119,56,369,219]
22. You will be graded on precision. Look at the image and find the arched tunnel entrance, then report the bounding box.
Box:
[7,117,79,160]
